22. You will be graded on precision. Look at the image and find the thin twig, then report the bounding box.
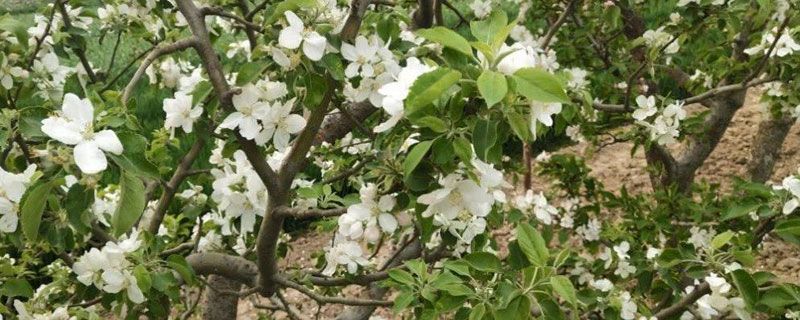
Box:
[122,37,198,103]
[56,0,97,83]
[105,29,123,79]
[274,276,393,306]
[321,155,376,184]
[540,0,578,50]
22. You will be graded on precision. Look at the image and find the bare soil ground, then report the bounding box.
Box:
[234,88,800,319]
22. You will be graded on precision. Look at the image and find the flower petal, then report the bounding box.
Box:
[302,32,327,61]
[93,130,123,155]
[62,93,94,126]
[284,114,306,134]
[41,117,83,145]
[74,141,108,174]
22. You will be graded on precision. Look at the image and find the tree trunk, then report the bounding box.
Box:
[202,275,241,320]
[747,114,795,183]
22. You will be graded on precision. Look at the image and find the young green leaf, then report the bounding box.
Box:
[550,275,577,306]
[405,68,462,119]
[416,27,473,57]
[731,269,759,307]
[112,171,146,237]
[403,140,433,177]
[513,68,570,104]
[465,252,502,272]
[477,71,507,107]
[516,223,549,266]
[20,181,53,241]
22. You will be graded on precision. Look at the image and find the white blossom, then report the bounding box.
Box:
[41,93,123,174]
[278,11,327,61]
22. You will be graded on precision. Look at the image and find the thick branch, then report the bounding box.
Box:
[186,252,259,288]
[276,206,348,219]
[316,102,376,144]
[121,38,198,103]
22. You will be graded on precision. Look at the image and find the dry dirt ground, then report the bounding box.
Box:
[233,88,800,319]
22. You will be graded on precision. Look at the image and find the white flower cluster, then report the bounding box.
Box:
[374,57,433,132]
[633,95,686,146]
[210,148,272,235]
[218,81,303,151]
[278,11,327,61]
[41,94,124,174]
[470,0,492,19]
[774,169,800,215]
[681,273,749,320]
[98,1,164,36]
[642,27,680,54]
[514,190,558,225]
[418,158,508,254]
[72,231,145,304]
[92,185,120,227]
[0,165,37,233]
[342,35,400,108]
[13,301,71,320]
[744,27,800,58]
[612,241,636,279]
[323,184,405,276]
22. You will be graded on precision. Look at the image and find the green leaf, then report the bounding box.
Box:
[266,0,318,23]
[321,54,345,81]
[403,140,433,177]
[303,73,329,110]
[414,116,448,133]
[393,292,416,314]
[731,269,759,307]
[472,119,497,161]
[0,279,34,298]
[108,131,160,181]
[538,298,566,320]
[388,269,416,285]
[416,27,473,57]
[722,201,762,221]
[656,248,683,268]
[20,181,53,241]
[65,183,94,234]
[711,231,734,250]
[133,265,152,293]
[465,252,502,272]
[453,136,473,163]
[0,15,29,47]
[516,223,549,266]
[236,62,267,85]
[166,254,195,285]
[470,10,508,44]
[512,68,570,104]
[112,171,146,237]
[477,71,507,107]
[506,110,529,141]
[469,303,486,320]
[405,68,462,119]
[550,275,577,306]
[775,218,800,236]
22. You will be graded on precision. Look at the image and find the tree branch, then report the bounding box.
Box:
[654,282,711,319]
[186,252,259,288]
[540,0,578,50]
[121,37,198,103]
[274,276,393,307]
[200,6,264,32]
[56,0,97,83]
[321,155,376,184]
[146,134,207,234]
[277,206,348,219]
